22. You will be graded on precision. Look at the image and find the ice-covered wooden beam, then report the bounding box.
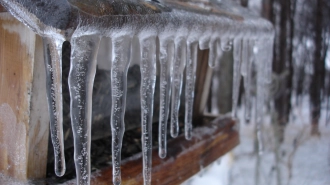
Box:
[0,0,274,40]
[0,13,49,181]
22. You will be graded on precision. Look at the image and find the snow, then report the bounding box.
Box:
[183,98,330,185]
[0,174,31,185]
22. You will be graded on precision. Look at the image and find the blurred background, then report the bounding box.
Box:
[184,0,330,184]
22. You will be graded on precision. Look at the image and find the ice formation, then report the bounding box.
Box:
[140,36,157,185]
[254,39,274,154]
[241,40,254,122]
[110,36,132,185]
[170,38,186,138]
[43,37,66,177]
[232,39,243,118]
[158,39,174,158]
[0,0,274,184]
[185,42,198,140]
[69,35,101,184]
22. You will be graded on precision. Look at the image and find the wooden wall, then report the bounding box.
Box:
[0,12,49,181]
[0,5,5,12]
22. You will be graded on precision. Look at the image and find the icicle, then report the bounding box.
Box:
[215,39,223,66]
[232,39,243,118]
[140,37,157,185]
[327,96,330,126]
[68,35,100,185]
[265,39,274,84]
[240,40,249,77]
[43,37,66,177]
[220,38,233,52]
[242,40,254,123]
[158,39,174,159]
[185,42,198,140]
[199,38,210,50]
[208,40,217,68]
[170,38,187,138]
[262,39,274,115]
[110,36,132,185]
[254,39,267,155]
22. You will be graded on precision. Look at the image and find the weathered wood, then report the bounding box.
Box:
[27,35,50,179]
[61,117,238,185]
[0,5,5,12]
[95,117,237,185]
[0,13,49,181]
[193,49,213,124]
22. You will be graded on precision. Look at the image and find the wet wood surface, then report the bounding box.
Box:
[86,117,238,185]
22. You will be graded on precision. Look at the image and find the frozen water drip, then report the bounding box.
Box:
[68,35,101,185]
[43,37,66,177]
[140,36,157,185]
[170,38,187,138]
[158,39,174,158]
[110,36,132,185]
[185,42,198,140]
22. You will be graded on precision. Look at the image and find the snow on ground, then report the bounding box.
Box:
[183,97,330,185]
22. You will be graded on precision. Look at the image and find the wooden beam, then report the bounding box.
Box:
[62,117,238,185]
[0,13,49,181]
[0,5,5,12]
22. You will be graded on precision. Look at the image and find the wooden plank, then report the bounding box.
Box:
[62,117,238,185]
[0,13,49,181]
[193,49,213,124]
[0,5,5,12]
[27,35,50,179]
[94,117,237,185]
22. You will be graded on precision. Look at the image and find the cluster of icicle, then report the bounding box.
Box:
[0,0,274,184]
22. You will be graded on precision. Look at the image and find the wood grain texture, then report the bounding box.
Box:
[27,35,50,179]
[0,12,35,181]
[0,13,49,181]
[60,117,238,185]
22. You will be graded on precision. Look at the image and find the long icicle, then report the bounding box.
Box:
[140,37,157,185]
[158,39,174,158]
[170,38,187,138]
[265,39,274,85]
[185,42,198,140]
[242,40,254,123]
[327,96,330,126]
[208,39,217,68]
[232,39,243,118]
[43,37,66,177]
[255,39,267,155]
[110,36,132,185]
[68,35,100,185]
